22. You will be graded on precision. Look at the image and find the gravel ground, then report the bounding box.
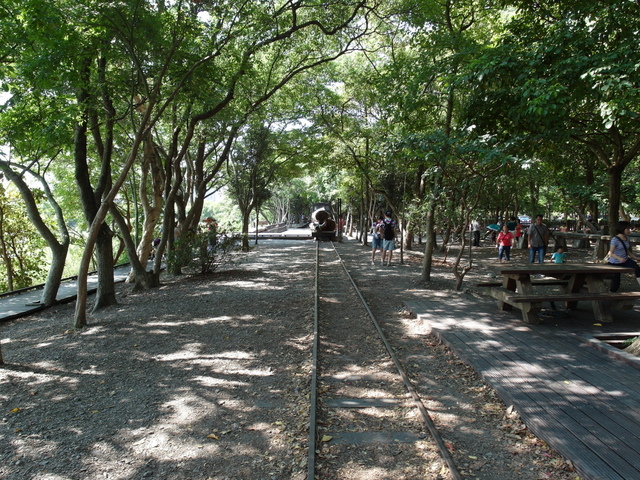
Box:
[0,236,592,479]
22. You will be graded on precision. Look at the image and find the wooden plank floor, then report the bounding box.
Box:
[404,292,640,480]
[0,264,132,322]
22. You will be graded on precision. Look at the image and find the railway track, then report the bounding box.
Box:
[307,241,462,480]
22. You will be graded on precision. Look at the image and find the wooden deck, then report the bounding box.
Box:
[404,292,640,480]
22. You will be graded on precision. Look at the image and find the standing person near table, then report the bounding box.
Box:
[515,219,523,248]
[496,224,515,263]
[380,210,397,266]
[370,215,384,265]
[607,220,640,292]
[528,214,550,263]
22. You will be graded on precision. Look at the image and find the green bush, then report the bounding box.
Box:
[167,227,241,274]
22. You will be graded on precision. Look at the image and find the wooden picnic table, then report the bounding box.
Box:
[552,231,640,260]
[489,263,640,324]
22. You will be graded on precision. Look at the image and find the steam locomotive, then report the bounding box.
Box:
[310,202,337,241]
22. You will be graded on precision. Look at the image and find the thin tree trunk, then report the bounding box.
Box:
[91,224,117,312]
[41,242,69,306]
[607,164,624,234]
[0,230,13,292]
[241,210,252,251]
[134,135,165,273]
[111,205,159,291]
[421,204,436,283]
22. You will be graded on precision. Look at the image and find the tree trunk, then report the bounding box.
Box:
[111,205,159,291]
[155,169,182,276]
[41,242,69,306]
[584,163,599,226]
[0,225,13,292]
[91,224,117,312]
[421,204,436,283]
[183,186,206,234]
[452,215,474,291]
[241,210,252,251]
[135,135,165,272]
[404,220,414,250]
[607,164,624,234]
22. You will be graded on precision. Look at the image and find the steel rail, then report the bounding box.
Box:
[306,241,320,479]
[330,241,463,480]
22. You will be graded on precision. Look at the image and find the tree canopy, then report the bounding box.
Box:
[1,0,639,316]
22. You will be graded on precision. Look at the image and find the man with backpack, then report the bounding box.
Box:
[379,210,398,266]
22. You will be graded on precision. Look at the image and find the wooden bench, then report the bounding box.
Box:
[477,279,570,288]
[489,286,640,324]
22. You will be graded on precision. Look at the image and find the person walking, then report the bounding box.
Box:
[380,210,397,266]
[528,214,550,263]
[471,219,481,247]
[496,224,515,263]
[370,215,384,265]
[607,220,640,292]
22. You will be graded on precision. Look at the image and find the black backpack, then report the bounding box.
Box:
[382,220,395,240]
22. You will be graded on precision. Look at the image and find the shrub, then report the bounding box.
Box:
[167,227,241,274]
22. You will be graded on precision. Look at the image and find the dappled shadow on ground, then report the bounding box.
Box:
[0,242,315,480]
